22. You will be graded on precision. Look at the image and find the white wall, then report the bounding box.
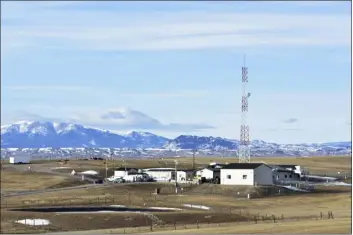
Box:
[221,169,254,185]
[254,165,273,185]
[145,171,172,181]
[196,169,214,179]
[9,156,30,164]
[114,169,138,178]
[114,170,128,177]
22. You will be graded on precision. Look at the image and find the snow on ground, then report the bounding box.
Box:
[16,219,50,226]
[51,167,70,170]
[282,186,309,192]
[79,170,99,175]
[331,182,352,186]
[183,204,210,210]
[306,175,337,180]
[109,205,126,207]
[148,207,183,211]
[318,182,352,187]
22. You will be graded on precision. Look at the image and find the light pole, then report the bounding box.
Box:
[174,160,178,194]
[105,153,108,182]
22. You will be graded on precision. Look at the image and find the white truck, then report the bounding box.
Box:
[9,155,31,164]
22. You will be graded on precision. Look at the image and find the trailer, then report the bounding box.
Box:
[9,155,31,164]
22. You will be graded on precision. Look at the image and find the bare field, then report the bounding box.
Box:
[141,217,352,234]
[0,155,351,234]
[0,167,85,192]
[1,184,350,233]
[22,156,352,176]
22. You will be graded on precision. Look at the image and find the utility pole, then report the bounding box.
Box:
[192,149,197,171]
[174,160,178,194]
[105,152,108,181]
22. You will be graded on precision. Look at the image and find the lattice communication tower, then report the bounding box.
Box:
[238,56,251,163]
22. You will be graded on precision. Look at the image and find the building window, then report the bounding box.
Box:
[285,175,287,178]
[227,175,231,179]
[289,175,292,178]
[242,175,247,180]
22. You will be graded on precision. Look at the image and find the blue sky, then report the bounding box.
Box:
[1,1,351,144]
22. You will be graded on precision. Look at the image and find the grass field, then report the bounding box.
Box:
[24,156,352,177]
[0,167,85,192]
[1,155,351,234]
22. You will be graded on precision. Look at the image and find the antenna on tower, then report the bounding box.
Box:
[238,55,251,163]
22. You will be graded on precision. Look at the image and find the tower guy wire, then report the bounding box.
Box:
[238,55,251,163]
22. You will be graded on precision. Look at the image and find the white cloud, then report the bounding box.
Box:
[4,108,215,132]
[1,2,350,53]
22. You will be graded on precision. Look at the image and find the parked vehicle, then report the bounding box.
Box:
[94,179,104,184]
[114,178,125,183]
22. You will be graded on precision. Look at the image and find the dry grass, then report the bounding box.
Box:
[24,156,352,175]
[0,156,351,234]
[0,167,81,192]
[141,217,352,234]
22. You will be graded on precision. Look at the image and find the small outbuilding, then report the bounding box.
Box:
[9,155,31,164]
[220,163,273,186]
[114,167,138,178]
[196,163,226,181]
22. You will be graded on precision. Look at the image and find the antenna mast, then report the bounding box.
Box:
[238,55,251,163]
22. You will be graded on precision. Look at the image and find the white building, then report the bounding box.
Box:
[277,165,302,175]
[143,168,194,182]
[123,173,151,182]
[9,155,31,164]
[196,163,226,180]
[220,163,273,186]
[114,167,138,178]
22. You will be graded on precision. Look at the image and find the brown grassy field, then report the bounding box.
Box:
[0,167,85,192]
[0,156,351,234]
[23,155,352,176]
[1,182,350,233]
[141,217,352,234]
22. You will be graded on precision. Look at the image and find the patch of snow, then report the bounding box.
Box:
[109,205,126,207]
[80,170,99,175]
[16,219,50,226]
[282,186,309,192]
[148,207,183,211]
[306,175,337,180]
[183,204,210,210]
[320,182,352,187]
[51,167,70,170]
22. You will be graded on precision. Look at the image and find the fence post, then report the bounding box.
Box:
[320,212,323,219]
[174,221,176,230]
[150,222,153,231]
[197,221,199,229]
[272,215,276,223]
[254,216,258,224]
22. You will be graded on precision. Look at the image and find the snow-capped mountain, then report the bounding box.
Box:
[0,121,351,158]
[0,121,168,149]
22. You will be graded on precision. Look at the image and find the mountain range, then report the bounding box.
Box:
[1,121,351,157]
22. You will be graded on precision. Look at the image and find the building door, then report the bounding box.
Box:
[171,171,176,180]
